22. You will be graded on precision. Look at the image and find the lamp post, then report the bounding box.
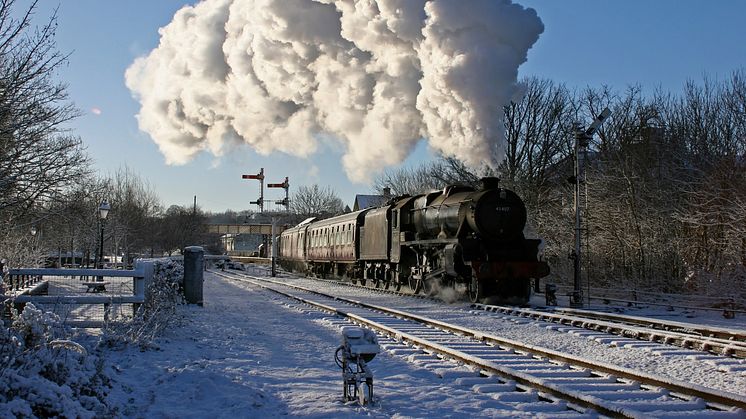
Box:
[97,201,110,274]
[30,226,37,267]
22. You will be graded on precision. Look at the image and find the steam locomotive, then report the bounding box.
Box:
[277,177,549,303]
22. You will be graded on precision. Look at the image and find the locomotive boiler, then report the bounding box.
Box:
[278,177,549,303]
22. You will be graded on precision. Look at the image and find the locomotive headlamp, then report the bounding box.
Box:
[335,327,380,405]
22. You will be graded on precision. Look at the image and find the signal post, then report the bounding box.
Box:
[242,168,265,213]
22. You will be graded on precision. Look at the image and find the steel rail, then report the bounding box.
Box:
[550,306,746,342]
[214,270,746,415]
[471,304,746,358]
[545,285,746,316]
[214,271,626,417]
[472,304,746,359]
[301,271,746,358]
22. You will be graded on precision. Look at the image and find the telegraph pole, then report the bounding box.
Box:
[571,107,610,308]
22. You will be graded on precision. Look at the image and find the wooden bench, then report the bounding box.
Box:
[82,281,109,293]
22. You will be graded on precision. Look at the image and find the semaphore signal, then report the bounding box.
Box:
[242,169,289,213]
[242,168,265,213]
[268,176,290,212]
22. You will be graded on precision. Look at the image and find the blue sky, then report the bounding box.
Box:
[30,1,746,212]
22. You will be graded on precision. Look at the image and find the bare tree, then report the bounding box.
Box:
[105,166,162,263]
[501,78,575,194]
[156,204,207,255]
[39,176,107,267]
[0,1,88,218]
[0,1,90,268]
[373,164,438,196]
[291,184,344,218]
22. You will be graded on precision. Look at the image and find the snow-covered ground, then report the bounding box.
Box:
[5,267,743,417]
[260,273,746,396]
[98,270,746,417]
[104,272,547,417]
[539,293,746,331]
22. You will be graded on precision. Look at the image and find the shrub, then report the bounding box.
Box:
[0,304,111,417]
[102,259,185,348]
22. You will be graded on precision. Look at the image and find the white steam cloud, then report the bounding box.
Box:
[126,0,542,182]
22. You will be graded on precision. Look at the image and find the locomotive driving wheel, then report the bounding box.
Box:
[468,277,484,303]
[411,276,432,295]
[408,274,421,294]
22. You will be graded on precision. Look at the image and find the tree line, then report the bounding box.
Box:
[0,1,213,269]
[3,0,744,297]
[375,74,746,298]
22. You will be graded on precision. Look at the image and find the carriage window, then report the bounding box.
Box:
[393,210,398,228]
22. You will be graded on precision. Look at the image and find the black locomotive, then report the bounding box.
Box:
[278,177,549,303]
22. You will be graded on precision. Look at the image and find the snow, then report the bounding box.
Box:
[5,268,745,417]
[102,273,565,417]
[243,272,746,397]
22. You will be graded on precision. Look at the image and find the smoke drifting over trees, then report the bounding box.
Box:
[375,74,746,297]
[125,0,543,182]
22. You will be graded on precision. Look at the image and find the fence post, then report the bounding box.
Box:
[133,259,153,313]
[183,246,204,306]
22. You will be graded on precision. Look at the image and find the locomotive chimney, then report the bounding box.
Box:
[480,177,500,190]
[383,187,391,198]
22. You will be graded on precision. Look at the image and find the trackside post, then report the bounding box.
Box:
[183,246,204,306]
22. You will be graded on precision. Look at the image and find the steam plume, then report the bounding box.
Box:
[126,0,542,182]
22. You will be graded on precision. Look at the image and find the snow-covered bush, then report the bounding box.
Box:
[103,259,185,348]
[0,304,112,417]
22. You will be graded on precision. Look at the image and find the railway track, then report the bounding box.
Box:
[236,266,746,360]
[472,304,746,359]
[214,270,746,418]
[272,266,746,356]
